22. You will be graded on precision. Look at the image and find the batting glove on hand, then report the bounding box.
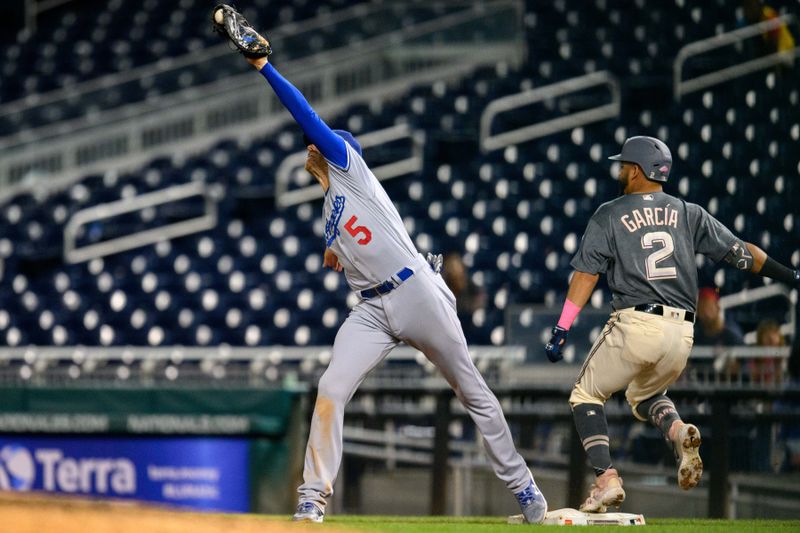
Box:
[544,326,568,363]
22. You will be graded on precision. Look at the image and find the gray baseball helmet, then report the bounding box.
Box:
[608,136,672,183]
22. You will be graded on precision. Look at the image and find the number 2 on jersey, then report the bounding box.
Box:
[344,215,372,245]
[641,231,677,280]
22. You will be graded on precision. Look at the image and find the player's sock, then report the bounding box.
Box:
[572,403,613,476]
[636,394,681,442]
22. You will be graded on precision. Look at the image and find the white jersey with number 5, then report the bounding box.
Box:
[322,143,419,292]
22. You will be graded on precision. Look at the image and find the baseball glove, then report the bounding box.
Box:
[212,4,272,59]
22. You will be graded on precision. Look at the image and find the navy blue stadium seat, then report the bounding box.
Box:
[1,0,798,348]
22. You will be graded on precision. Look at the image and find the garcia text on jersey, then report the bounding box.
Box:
[619,206,679,233]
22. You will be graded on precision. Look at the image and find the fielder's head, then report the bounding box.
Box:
[609,136,672,194]
[302,130,362,155]
[303,130,362,187]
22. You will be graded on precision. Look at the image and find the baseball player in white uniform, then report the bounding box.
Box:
[211,5,548,524]
[544,136,800,512]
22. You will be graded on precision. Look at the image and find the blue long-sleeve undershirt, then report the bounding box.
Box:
[259,63,347,168]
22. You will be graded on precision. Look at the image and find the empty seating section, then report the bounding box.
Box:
[0,1,467,135]
[2,0,345,102]
[524,0,742,82]
[0,0,797,347]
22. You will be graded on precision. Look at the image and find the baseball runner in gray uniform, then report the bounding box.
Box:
[211,5,548,524]
[544,136,800,512]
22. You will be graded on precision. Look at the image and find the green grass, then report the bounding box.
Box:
[306,516,800,532]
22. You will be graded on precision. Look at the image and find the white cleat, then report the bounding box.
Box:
[579,468,625,513]
[292,501,324,523]
[674,423,703,490]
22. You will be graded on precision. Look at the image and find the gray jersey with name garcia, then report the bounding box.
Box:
[322,143,420,292]
[571,192,737,312]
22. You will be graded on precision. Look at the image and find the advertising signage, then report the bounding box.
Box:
[0,436,250,512]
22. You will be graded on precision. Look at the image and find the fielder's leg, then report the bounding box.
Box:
[295,300,398,520]
[385,266,546,523]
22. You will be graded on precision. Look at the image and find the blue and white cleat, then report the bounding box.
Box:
[515,475,548,524]
[292,501,324,523]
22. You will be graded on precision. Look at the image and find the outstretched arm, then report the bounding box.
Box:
[691,204,798,287]
[246,56,347,168]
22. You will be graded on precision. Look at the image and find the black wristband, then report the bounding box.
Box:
[759,256,799,285]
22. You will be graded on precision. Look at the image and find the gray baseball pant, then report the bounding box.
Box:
[297,262,530,509]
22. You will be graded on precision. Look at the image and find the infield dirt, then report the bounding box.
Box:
[0,493,347,533]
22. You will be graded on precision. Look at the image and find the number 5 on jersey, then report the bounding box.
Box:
[344,215,372,245]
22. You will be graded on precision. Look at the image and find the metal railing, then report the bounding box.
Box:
[275,123,425,208]
[690,345,792,360]
[0,2,383,122]
[0,345,525,364]
[0,0,523,191]
[339,382,800,518]
[0,345,526,388]
[21,0,76,32]
[479,70,620,152]
[719,282,796,343]
[0,340,795,518]
[63,181,219,264]
[673,14,799,100]
[1,1,517,122]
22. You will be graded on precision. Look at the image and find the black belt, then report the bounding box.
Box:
[634,303,695,323]
[360,267,414,299]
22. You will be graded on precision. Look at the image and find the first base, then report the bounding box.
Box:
[507,508,646,526]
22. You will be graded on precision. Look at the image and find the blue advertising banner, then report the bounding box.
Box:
[0,436,250,512]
